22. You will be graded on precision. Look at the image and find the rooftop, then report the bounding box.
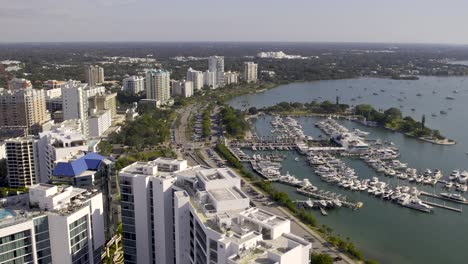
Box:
[53,152,106,177]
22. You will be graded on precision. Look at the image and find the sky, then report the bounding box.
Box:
[1,0,468,44]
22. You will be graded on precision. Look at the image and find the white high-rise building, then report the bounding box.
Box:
[123,75,145,95]
[84,65,105,86]
[119,158,312,264]
[186,68,204,91]
[5,136,39,187]
[243,62,258,83]
[61,81,105,136]
[37,124,88,183]
[0,184,105,264]
[224,71,239,85]
[203,70,216,89]
[146,69,171,103]
[88,109,112,137]
[208,56,225,88]
[171,80,194,98]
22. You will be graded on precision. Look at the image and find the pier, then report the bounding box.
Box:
[422,200,462,213]
[420,191,468,205]
[297,188,363,209]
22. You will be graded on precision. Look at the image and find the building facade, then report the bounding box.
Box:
[186,68,204,91]
[5,136,39,187]
[88,110,112,137]
[243,62,258,83]
[224,71,239,85]
[208,56,225,88]
[122,76,145,95]
[146,69,171,103]
[88,92,117,119]
[52,152,119,240]
[119,158,311,264]
[171,80,194,98]
[0,88,51,135]
[203,71,216,89]
[0,184,105,264]
[37,124,88,183]
[84,65,105,86]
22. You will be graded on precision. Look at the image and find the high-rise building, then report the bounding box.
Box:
[224,71,239,85]
[88,92,117,119]
[203,70,216,89]
[84,65,105,86]
[171,80,194,98]
[119,158,312,264]
[146,69,171,103]
[88,109,112,137]
[243,61,258,83]
[0,184,105,264]
[0,88,50,135]
[186,68,204,91]
[5,136,39,187]
[61,81,105,136]
[37,124,88,183]
[123,75,145,95]
[10,78,32,89]
[52,152,119,240]
[208,56,225,88]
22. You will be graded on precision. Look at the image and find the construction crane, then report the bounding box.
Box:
[0,63,11,89]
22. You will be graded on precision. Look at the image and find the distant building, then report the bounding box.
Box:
[0,87,50,135]
[186,68,204,91]
[203,70,216,89]
[0,184,105,264]
[61,81,105,136]
[243,61,258,83]
[88,109,112,137]
[43,80,66,89]
[5,136,39,187]
[123,75,145,94]
[224,71,239,85]
[208,56,225,87]
[10,78,32,89]
[52,152,119,240]
[84,65,105,86]
[171,80,194,98]
[146,69,171,104]
[119,158,312,264]
[88,92,117,119]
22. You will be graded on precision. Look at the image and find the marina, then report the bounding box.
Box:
[228,76,468,264]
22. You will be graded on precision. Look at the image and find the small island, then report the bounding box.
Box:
[251,100,455,145]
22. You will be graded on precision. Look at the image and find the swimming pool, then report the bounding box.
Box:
[0,209,16,220]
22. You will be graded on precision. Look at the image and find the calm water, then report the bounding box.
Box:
[229,77,468,264]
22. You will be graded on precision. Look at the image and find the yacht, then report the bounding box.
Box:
[444,182,453,189]
[440,192,466,202]
[449,170,460,181]
[458,171,468,184]
[401,198,433,213]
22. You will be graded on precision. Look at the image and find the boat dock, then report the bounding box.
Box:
[420,191,468,205]
[422,200,462,213]
[297,188,363,209]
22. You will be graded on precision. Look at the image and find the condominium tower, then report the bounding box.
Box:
[123,75,145,95]
[146,69,171,103]
[0,184,105,264]
[208,56,225,88]
[0,87,50,135]
[119,158,312,264]
[243,62,258,83]
[186,68,204,91]
[84,65,105,86]
[5,136,39,187]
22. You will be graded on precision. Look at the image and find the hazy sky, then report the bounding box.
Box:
[1,0,467,44]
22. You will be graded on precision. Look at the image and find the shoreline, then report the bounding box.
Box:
[257,110,456,145]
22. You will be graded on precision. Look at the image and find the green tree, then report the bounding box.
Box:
[421,114,426,130]
[310,253,333,264]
